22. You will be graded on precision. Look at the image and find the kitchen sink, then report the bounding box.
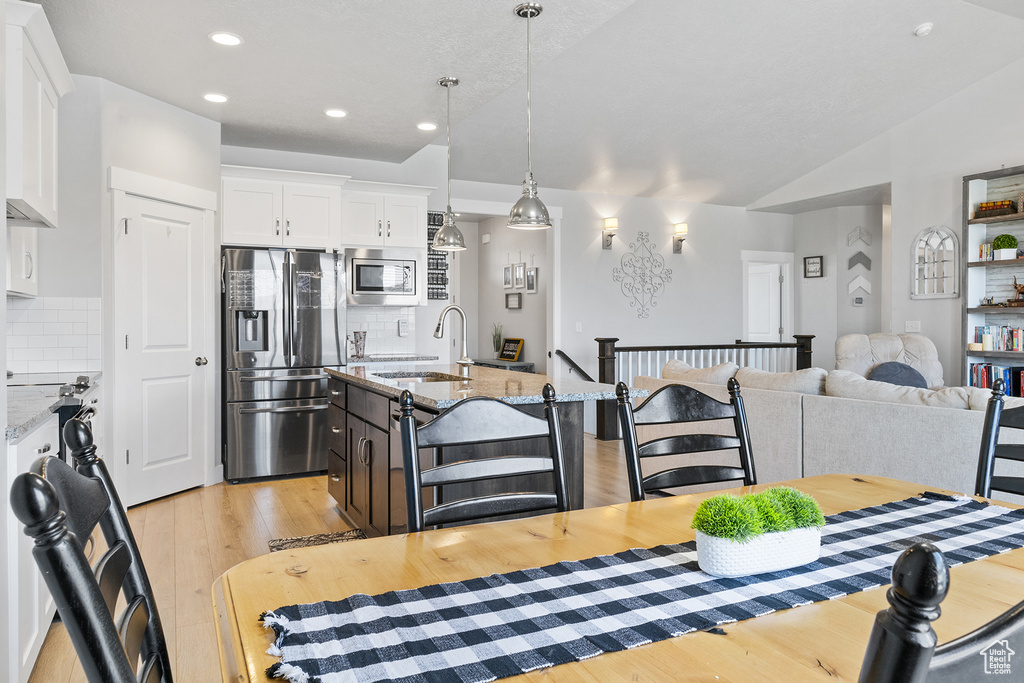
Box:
[372,371,468,383]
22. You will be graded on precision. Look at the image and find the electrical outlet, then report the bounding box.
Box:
[905,321,921,333]
[397,319,409,337]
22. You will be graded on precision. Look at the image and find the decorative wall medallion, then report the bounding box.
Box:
[612,232,672,319]
[848,251,872,271]
[847,226,872,246]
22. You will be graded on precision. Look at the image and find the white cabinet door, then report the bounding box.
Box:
[383,194,427,248]
[6,225,37,297]
[282,182,341,249]
[341,192,386,247]
[221,177,284,247]
[7,413,59,683]
[6,12,65,229]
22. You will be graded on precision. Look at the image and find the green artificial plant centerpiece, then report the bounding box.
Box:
[691,487,825,543]
[993,234,1019,251]
[491,322,503,354]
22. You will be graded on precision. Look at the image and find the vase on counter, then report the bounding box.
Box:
[353,331,366,359]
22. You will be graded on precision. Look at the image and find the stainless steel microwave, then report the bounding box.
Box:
[345,248,425,306]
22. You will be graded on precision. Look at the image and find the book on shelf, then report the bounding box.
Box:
[968,363,1024,396]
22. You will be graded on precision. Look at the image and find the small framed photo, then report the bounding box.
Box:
[499,338,524,361]
[505,292,522,310]
[803,255,824,278]
[526,267,538,294]
[513,262,526,289]
[503,265,513,289]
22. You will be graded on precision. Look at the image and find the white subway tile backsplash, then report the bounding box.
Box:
[8,297,102,373]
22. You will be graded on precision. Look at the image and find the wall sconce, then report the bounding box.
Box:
[672,223,688,253]
[602,217,618,249]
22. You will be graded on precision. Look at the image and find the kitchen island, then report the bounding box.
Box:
[324,364,645,536]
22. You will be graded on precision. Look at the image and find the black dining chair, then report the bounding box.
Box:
[615,379,756,502]
[397,384,569,533]
[9,418,172,683]
[859,541,1024,682]
[977,378,1024,500]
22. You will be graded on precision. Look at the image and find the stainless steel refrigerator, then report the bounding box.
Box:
[222,248,345,480]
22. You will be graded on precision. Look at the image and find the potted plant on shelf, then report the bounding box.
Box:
[993,233,1019,261]
[691,487,825,577]
[491,322,503,359]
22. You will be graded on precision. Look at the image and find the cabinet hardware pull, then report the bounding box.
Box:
[331,426,340,433]
[286,218,291,236]
[24,252,33,279]
[275,217,281,235]
[238,404,328,415]
[37,443,51,454]
[195,356,209,366]
[378,220,382,237]
[387,220,391,237]
[330,474,340,482]
[330,390,341,396]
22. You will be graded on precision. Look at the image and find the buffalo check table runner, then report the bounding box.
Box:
[260,493,1024,683]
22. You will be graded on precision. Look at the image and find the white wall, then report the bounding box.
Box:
[752,56,1024,384]
[0,0,11,657]
[793,205,883,370]
[477,216,547,366]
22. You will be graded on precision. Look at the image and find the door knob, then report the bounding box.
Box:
[195,357,208,366]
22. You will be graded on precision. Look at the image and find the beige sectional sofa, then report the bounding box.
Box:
[632,365,1024,504]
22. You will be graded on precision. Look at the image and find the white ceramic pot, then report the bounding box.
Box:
[995,248,1018,261]
[696,527,821,578]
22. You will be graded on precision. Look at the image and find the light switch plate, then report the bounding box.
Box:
[905,320,921,333]
[398,319,409,337]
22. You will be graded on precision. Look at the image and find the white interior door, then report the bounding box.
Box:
[746,262,783,342]
[115,194,209,505]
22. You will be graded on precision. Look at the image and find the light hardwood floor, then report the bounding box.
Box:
[28,434,629,683]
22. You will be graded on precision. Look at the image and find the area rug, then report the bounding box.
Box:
[268,529,366,552]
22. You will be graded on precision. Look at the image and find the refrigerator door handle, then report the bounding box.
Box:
[239,374,329,382]
[283,250,294,365]
[238,404,329,415]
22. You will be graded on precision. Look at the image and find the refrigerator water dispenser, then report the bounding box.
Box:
[236,310,267,352]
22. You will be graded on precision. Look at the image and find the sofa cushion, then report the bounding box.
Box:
[735,366,827,395]
[868,361,928,388]
[825,370,969,409]
[835,333,944,388]
[967,386,1024,411]
[662,360,738,385]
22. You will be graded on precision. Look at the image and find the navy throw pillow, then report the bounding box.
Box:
[868,361,928,388]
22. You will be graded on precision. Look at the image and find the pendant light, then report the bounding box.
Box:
[432,76,467,251]
[508,3,551,230]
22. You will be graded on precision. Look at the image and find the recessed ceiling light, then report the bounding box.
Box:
[209,32,243,46]
[914,22,933,37]
[325,109,347,118]
[204,93,228,103]
[417,122,438,131]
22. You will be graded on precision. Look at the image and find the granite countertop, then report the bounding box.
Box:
[346,354,439,364]
[7,371,102,442]
[327,363,646,410]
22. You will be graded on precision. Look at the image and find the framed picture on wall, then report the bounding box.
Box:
[526,267,538,293]
[503,265,513,289]
[803,255,824,278]
[505,292,522,310]
[513,262,526,288]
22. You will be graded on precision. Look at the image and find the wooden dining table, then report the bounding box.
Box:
[212,474,1024,681]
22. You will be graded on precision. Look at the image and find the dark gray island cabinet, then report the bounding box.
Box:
[324,364,637,537]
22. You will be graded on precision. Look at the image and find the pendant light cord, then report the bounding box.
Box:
[526,10,532,176]
[446,81,452,207]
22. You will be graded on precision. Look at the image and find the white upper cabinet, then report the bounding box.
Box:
[220,167,347,250]
[6,0,73,229]
[6,224,38,297]
[341,181,433,249]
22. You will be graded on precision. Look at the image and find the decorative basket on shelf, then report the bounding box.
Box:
[691,487,825,578]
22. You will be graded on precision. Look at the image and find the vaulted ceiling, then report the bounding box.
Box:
[35,0,1024,206]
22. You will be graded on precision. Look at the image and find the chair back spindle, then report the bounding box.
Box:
[977,378,1024,500]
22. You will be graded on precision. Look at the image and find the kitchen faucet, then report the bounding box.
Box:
[434,304,473,376]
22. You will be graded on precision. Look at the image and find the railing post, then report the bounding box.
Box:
[794,334,815,370]
[595,338,620,441]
